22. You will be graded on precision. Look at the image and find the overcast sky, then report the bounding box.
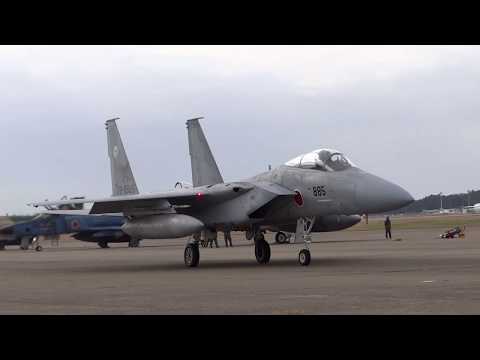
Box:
[1,45,479,214]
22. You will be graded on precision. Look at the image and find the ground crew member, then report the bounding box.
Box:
[224,224,233,247]
[192,232,201,245]
[207,228,219,248]
[384,216,392,239]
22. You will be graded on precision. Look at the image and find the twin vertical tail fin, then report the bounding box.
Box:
[105,117,218,195]
[106,118,139,196]
[186,117,224,187]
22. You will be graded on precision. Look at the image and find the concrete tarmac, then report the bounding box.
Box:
[1,225,480,314]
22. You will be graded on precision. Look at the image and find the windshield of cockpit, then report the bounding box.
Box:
[285,149,354,171]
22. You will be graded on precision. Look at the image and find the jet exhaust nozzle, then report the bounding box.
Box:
[121,214,204,239]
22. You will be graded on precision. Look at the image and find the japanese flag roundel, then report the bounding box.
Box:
[293,190,304,207]
[70,219,81,231]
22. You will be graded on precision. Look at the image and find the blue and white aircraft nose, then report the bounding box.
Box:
[356,172,414,214]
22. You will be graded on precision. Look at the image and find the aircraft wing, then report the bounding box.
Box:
[38,210,124,217]
[30,182,257,216]
[30,181,297,218]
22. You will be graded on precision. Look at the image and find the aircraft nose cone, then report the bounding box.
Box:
[356,173,414,214]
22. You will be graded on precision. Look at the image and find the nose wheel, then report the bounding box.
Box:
[294,217,315,266]
[298,249,311,266]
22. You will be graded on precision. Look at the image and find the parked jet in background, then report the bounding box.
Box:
[31,117,414,267]
[1,118,142,251]
[463,203,480,214]
[0,209,131,250]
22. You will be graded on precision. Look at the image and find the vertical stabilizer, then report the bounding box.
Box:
[106,118,139,196]
[186,117,224,187]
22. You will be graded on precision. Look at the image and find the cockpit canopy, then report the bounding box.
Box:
[285,148,354,172]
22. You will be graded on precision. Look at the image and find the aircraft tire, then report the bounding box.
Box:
[245,229,254,241]
[298,249,311,266]
[255,240,270,264]
[35,245,43,252]
[275,232,288,244]
[184,243,200,267]
[98,241,109,249]
[128,239,139,248]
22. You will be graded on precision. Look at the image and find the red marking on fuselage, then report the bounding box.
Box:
[294,190,304,207]
[71,219,81,230]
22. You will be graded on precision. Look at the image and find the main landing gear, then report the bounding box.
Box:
[128,238,140,248]
[20,236,31,250]
[98,241,109,249]
[18,236,42,251]
[247,226,271,264]
[32,236,43,252]
[254,232,271,264]
[275,231,289,244]
[183,219,315,268]
[184,242,200,267]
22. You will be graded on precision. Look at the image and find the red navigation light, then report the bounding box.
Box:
[196,192,204,199]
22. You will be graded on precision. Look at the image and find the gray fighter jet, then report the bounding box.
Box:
[31,117,414,267]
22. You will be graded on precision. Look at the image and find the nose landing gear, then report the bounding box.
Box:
[294,217,315,266]
[298,249,311,266]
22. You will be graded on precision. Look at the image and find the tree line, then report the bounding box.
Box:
[393,189,480,214]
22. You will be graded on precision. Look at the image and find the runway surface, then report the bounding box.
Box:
[1,222,480,314]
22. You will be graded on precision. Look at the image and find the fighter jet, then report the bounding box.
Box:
[0,209,131,250]
[1,118,142,251]
[31,117,414,267]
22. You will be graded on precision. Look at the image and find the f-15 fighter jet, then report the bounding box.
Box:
[31,117,413,267]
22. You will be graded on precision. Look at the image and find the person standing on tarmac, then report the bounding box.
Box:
[207,228,219,248]
[224,224,233,247]
[384,216,392,239]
